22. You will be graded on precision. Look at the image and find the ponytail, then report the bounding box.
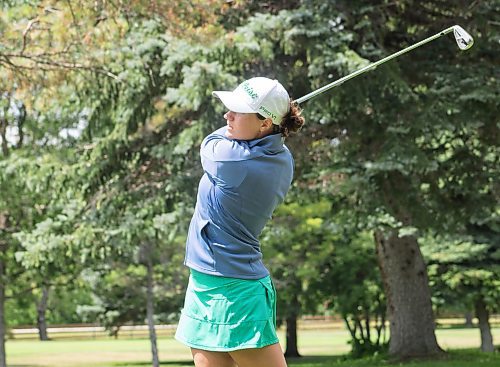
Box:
[278,100,305,138]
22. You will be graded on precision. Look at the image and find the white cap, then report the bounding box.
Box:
[212,77,290,125]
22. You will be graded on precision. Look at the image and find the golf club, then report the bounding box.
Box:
[294,25,474,104]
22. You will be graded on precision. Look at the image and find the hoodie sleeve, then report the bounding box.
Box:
[200,127,249,188]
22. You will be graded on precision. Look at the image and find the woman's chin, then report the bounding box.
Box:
[225,130,237,139]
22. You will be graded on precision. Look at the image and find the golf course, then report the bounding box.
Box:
[7,326,500,366]
[1,1,498,367]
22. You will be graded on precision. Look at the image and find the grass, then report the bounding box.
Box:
[6,327,499,367]
[286,350,500,367]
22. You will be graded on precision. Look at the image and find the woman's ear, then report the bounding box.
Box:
[260,118,273,131]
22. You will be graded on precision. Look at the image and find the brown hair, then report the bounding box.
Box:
[278,101,305,137]
[257,101,305,137]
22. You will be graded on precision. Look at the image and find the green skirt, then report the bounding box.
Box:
[175,269,279,351]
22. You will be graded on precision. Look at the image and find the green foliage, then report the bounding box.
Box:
[263,198,387,356]
[285,0,499,233]
[424,231,500,315]
[275,0,498,356]
[1,0,498,361]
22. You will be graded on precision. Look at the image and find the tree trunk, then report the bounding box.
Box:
[0,97,10,158]
[475,297,494,353]
[37,286,50,341]
[0,107,10,367]
[375,230,443,359]
[464,311,474,327]
[146,247,159,367]
[16,102,26,149]
[284,314,301,358]
[0,244,7,367]
[0,117,9,157]
[284,278,301,358]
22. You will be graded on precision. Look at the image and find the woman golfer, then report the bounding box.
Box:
[175,77,304,367]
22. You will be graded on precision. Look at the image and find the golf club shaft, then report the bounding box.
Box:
[294,26,456,104]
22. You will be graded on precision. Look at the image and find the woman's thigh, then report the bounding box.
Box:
[229,343,287,367]
[191,348,236,367]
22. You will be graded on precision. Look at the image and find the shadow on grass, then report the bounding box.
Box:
[115,356,342,367]
[114,350,500,367]
[115,362,194,366]
[288,349,500,367]
[287,355,347,366]
[115,356,343,367]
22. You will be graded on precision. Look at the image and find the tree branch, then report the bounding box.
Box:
[66,0,78,26]
[6,273,80,300]
[21,18,40,55]
[0,52,120,81]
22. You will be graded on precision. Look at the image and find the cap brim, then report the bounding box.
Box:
[212,91,256,113]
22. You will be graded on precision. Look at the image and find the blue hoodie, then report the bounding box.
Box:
[184,126,294,279]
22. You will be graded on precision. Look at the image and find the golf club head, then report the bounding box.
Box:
[453,25,474,50]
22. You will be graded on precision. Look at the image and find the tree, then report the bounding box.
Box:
[424,230,500,353]
[0,94,71,364]
[263,197,387,358]
[278,0,499,359]
[6,1,284,365]
[263,200,333,357]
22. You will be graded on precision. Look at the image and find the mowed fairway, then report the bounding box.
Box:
[6,327,500,367]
